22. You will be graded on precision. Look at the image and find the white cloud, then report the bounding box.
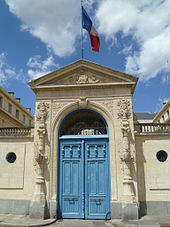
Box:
[5,0,84,57]
[162,74,170,84]
[96,0,170,80]
[27,55,59,80]
[5,0,170,81]
[0,52,24,84]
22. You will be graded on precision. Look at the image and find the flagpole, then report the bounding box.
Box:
[81,0,84,59]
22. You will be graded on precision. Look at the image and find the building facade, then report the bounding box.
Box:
[0,86,33,127]
[153,100,170,123]
[0,60,170,221]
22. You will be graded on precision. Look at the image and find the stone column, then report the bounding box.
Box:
[29,102,49,219]
[118,99,138,221]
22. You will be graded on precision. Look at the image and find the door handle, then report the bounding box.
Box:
[90,198,104,202]
[64,198,78,201]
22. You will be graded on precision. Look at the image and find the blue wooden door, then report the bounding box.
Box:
[85,139,110,219]
[58,137,110,219]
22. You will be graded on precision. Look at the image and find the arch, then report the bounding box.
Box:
[59,109,108,136]
[49,100,117,216]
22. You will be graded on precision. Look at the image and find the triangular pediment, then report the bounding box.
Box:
[29,60,138,91]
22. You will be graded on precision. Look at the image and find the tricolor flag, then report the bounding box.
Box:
[82,6,100,52]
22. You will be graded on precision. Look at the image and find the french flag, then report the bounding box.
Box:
[82,6,100,52]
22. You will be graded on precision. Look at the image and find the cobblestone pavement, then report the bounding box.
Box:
[1,214,170,227]
[49,219,112,227]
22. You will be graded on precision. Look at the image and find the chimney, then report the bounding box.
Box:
[26,108,31,113]
[15,98,21,103]
[8,92,14,97]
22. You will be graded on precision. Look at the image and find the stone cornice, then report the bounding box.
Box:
[31,81,137,94]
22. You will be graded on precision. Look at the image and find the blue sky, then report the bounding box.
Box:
[0,0,170,115]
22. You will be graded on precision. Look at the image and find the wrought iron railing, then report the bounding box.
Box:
[0,127,33,137]
[134,123,170,133]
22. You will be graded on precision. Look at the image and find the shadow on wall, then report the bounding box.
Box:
[135,137,147,218]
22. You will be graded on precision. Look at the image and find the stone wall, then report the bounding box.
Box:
[135,134,170,216]
[0,137,34,215]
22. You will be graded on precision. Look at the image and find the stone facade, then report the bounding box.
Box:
[0,60,170,220]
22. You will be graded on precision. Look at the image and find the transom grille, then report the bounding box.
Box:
[60,111,107,136]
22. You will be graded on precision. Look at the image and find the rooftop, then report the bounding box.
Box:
[135,112,157,120]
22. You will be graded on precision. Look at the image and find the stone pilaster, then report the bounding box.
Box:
[29,102,49,219]
[118,99,138,220]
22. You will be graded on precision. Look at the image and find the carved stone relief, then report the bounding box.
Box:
[52,102,71,119]
[36,102,49,122]
[94,100,115,117]
[55,70,109,85]
[117,99,131,120]
[117,99,136,203]
[36,102,49,164]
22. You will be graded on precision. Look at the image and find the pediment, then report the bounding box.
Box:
[43,68,125,85]
[29,60,138,90]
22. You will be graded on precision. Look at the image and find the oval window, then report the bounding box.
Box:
[6,152,17,163]
[156,150,168,162]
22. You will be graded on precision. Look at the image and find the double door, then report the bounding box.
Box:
[58,137,110,219]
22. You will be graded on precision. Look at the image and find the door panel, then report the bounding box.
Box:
[59,141,84,218]
[85,140,110,219]
[58,138,110,219]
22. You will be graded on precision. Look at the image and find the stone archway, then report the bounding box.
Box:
[49,100,117,219]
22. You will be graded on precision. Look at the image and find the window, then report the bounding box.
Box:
[156,150,168,162]
[167,109,169,116]
[16,109,19,119]
[22,114,25,123]
[162,115,165,121]
[28,120,31,127]
[0,96,2,107]
[8,103,12,113]
[6,152,16,163]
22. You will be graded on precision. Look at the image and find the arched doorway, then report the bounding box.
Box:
[58,110,111,219]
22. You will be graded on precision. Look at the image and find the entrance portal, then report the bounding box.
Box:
[58,110,111,219]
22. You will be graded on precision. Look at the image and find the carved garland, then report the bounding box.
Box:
[117,99,136,202]
[35,102,49,165]
[117,99,131,120]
